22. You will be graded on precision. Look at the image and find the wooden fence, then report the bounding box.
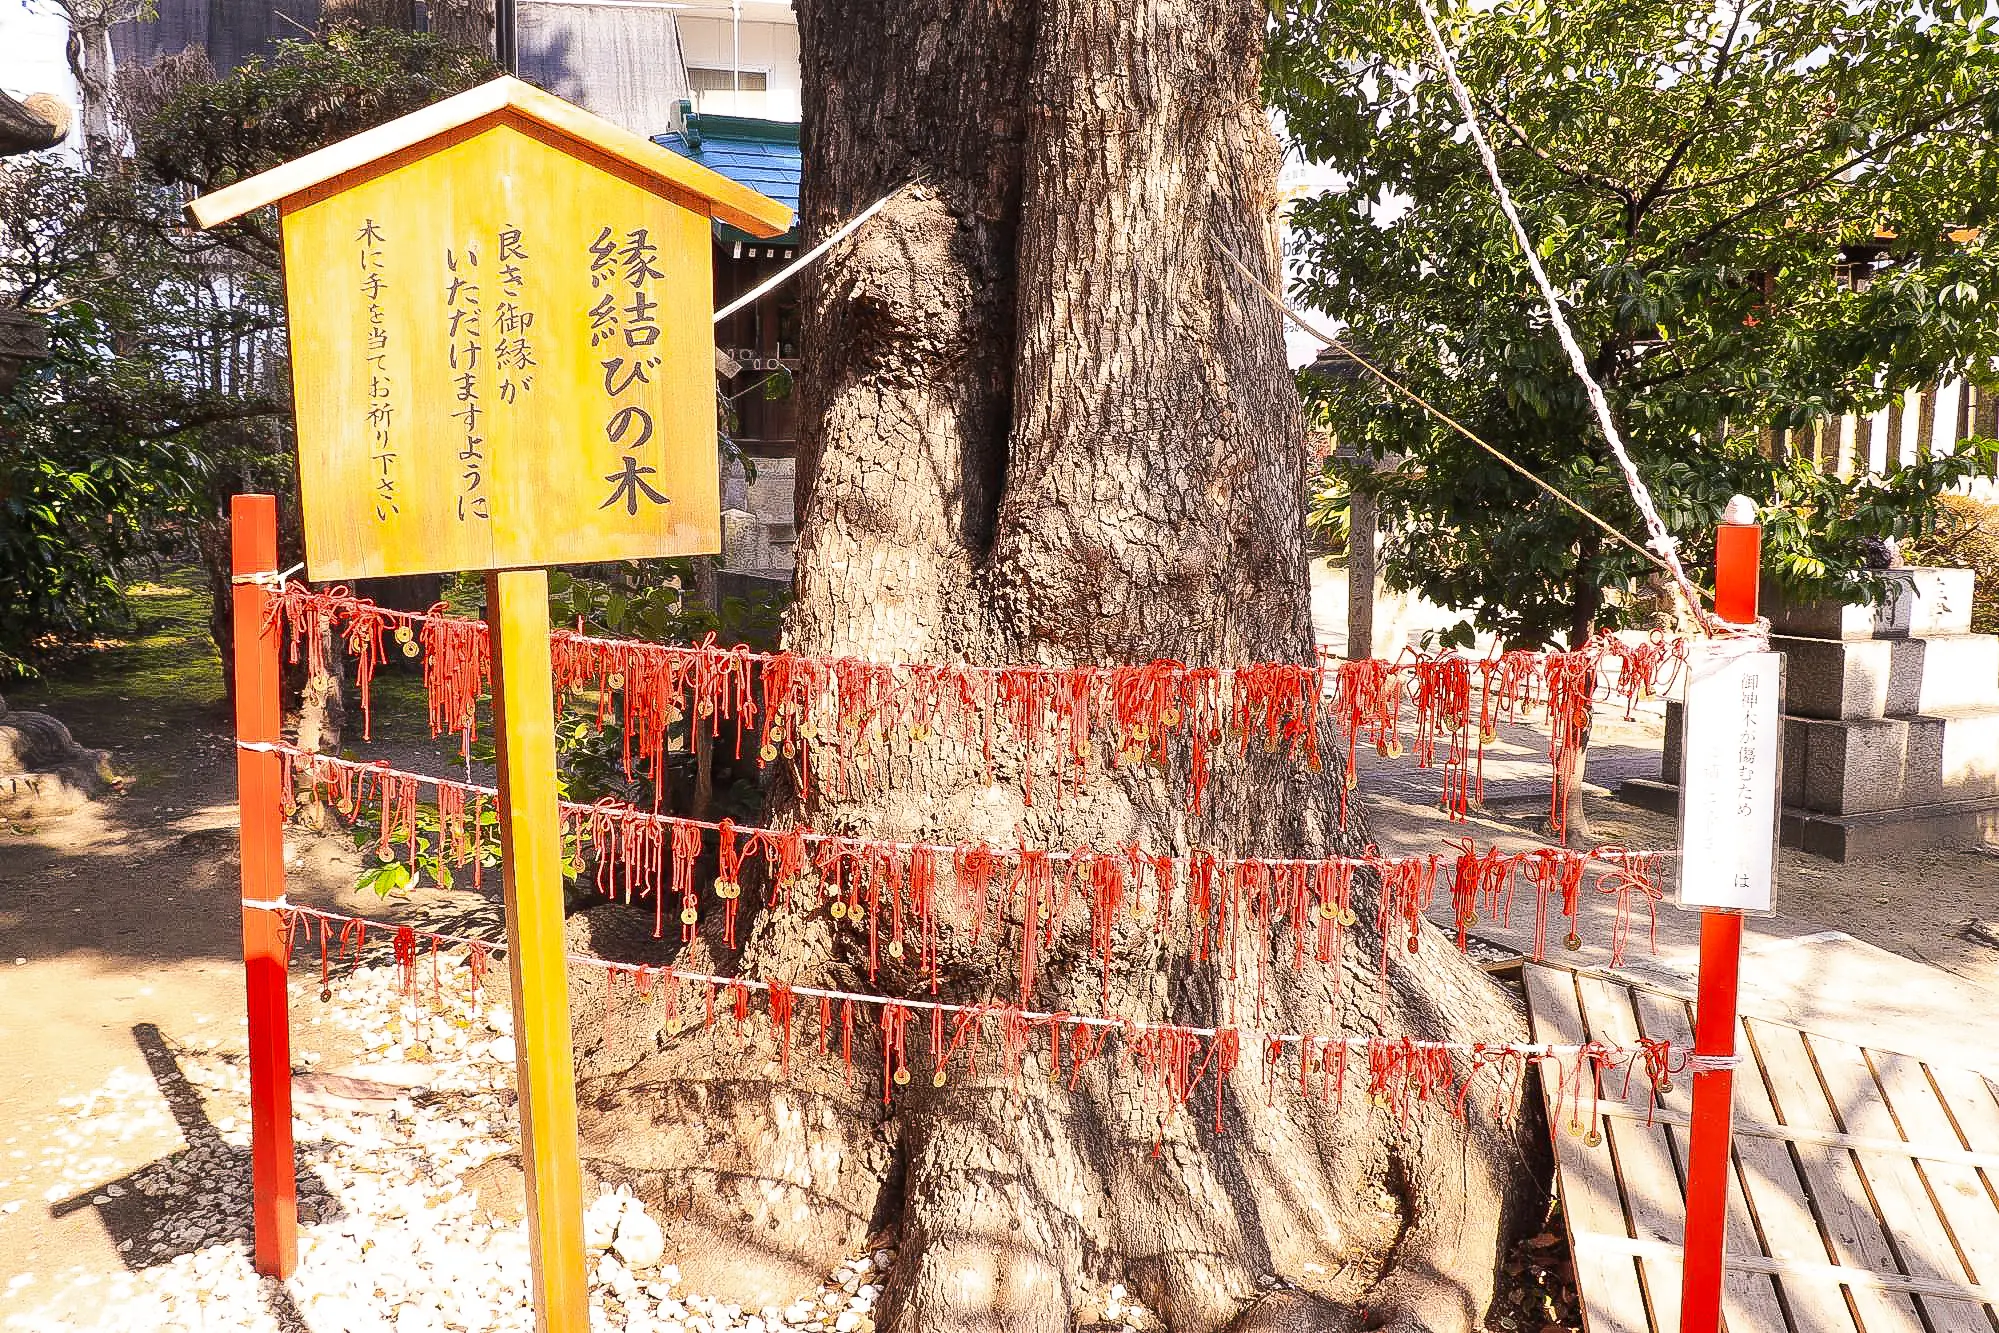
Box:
[1769,377,1999,499]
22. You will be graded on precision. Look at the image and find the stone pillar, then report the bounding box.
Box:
[1347,487,1376,661]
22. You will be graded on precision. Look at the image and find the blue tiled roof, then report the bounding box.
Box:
[654,110,801,247]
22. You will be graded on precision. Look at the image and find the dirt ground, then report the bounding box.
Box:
[4,569,1998,1326]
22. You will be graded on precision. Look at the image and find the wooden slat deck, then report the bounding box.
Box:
[1523,965,1999,1333]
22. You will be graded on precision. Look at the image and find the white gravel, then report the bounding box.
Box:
[0,957,930,1333]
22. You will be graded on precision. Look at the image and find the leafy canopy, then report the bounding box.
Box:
[0,25,494,676]
[1269,0,1999,647]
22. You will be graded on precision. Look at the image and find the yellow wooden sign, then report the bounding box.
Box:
[190,78,792,580]
[192,81,790,1333]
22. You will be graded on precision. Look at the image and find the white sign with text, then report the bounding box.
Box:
[1676,644,1783,913]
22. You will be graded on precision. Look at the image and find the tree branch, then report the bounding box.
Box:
[1644,96,1987,273]
[1479,97,1636,206]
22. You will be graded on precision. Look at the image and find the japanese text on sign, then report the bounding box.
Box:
[1676,645,1783,912]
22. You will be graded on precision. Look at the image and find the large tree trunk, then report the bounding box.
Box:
[580,5,1529,1329]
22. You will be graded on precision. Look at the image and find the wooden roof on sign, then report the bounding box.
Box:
[186,75,793,239]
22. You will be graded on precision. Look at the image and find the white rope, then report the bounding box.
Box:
[1410,0,1715,632]
[237,738,1682,870]
[713,179,919,325]
[230,562,305,588]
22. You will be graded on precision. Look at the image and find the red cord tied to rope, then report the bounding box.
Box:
[267,586,1695,832]
[670,822,704,943]
[715,818,752,947]
[1589,846,1663,968]
[1520,847,1588,959]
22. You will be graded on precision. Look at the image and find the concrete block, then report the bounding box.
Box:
[1764,567,1975,639]
[1774,633,1996,720]
[1793,716,1922,815]
[1782,716,1808,806]
[1781,794,1999,861]
[1661,699,1684,786]
[1903,714,1948,806]
[1910,568,1977,637]
[1915,634,1999,713]
[743,455,796,528]
[1777,635,1894,720]
[1935,706,1999,800]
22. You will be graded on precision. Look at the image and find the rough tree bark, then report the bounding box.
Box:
[579,4,1531,1329]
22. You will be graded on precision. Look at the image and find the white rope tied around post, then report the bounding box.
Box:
[230,561,305,588]
[1410,0,1717,634]
[1687,1053,1744,1072]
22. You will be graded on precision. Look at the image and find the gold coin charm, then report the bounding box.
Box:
[887,940,904,959]
[932,1070,947,1087]
[1320,902,1339,921]
[680,906,699,926]
[760,742,779,763]
[1583,1128,1603,1148]
[1384,738,1403,759]
[606,672,625,691]
[1564,932,1583,952]
[393,625,414,644]
[319,986,333,1003]
[666,1016,684,1035]
[401,641,420,658]
[1480,725,1499,745]
[893,1068,910,1086]
[1339,908,1359,927]
[1344,769,1360,791]
[830,902,847,919]
[1160,707,1181,727]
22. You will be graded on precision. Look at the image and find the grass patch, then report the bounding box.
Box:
[9,564,222,715]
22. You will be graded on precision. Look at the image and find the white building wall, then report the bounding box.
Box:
[674,10,800,121]
[0,1,82,155]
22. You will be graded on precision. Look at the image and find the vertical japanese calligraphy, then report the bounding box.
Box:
[270,111,737,578]
[590,225,670,517]
[446,244,488,522]
[495,224,537,408]
[358,219,396,521]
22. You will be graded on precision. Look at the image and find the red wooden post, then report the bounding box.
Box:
[1679,503,1760,1333]
[232,493,298,1278]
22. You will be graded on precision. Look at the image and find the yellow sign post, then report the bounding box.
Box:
[192,78,790,1332]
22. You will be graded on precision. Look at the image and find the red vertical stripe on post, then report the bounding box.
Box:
[232,493,298,1278]
[1679,505,1760,1333]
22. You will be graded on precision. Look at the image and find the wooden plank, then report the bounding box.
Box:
[1586,1103,1999,1171]
[1791,1028,1992,1333]
[1596,981,1787,1333]
[1524,966,1658,1333]
[1925,1066,1999,1214]
[232,494,299,1280]
[1577,1232,1999,1303]
[189,76,792,237]
[1746,1019,1932,1333]
[1632,990,1871,1333]
[489,568,590,1333]
[1575,976,1692,1333]
[1862,1051,1999,1313]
